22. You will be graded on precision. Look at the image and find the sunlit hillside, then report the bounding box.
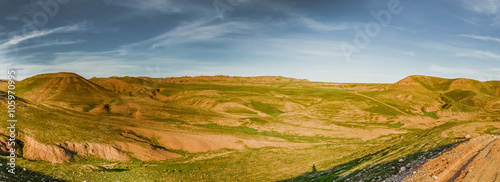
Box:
[0,73,498,181]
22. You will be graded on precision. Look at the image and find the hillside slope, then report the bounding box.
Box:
[15,72,116,110]
[0,73,498,181]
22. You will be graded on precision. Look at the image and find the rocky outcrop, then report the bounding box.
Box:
[59,142,130,162]
[23,136,72,163]
[0,135,13,156]
[21,136,182,163]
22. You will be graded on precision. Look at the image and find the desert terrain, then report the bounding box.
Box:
[0,72,499,181]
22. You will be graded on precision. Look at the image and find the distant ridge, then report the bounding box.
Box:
[392,75,500,95]
[158,75,310,85]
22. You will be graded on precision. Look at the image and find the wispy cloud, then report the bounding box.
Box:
[123,18,261,49]
[0,23,88,49]
[456,50,500,60]
[462,0,499,14]
[458,34,500,43]
[2,40,86,54]
[461,0,500,26]
[427,43,500,60]
[104,0,182,13]
[459,17,479,25]
[429,64,500,81]
[299,17,351,31]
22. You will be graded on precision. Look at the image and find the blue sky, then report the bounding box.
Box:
[0,0,499,83]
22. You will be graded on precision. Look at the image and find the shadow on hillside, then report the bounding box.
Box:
[280,140,466,182]
[0,157,66,182]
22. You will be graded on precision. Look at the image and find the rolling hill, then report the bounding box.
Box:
[14,72,116,111]
[0,72,498,181]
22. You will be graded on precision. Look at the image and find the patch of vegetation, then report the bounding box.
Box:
[364,106,402,116]
[388,122,404,128]
[250,101,284,116]
[198,124,354,143]
[283,121,481,182]
[247,117,269,124]
[152,118,189,125]
[420,110,439,119]
[225,108,257,115]
[445,89,477,102]
[320,88,351,92]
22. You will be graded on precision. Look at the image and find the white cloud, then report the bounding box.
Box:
[461,0,500,26]
[299,17,351,31]
[456,50,500,60]
[428,65,479,75]
[428,65,500,81]
[427,43,500,60]
[462,0,499,14]
[122,18,260,49]
[0,23,87,49]
[105,0,181,13]
[458,34,500,43]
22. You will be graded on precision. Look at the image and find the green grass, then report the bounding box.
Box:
[320,88,351,92]
[250,101,284,116]
[388,122,404,128]
[329,121,404,129]
[283,120,489,182]
[225,108,257,114]
[198,124,356,143]
[364,105,403,116]
[421,111,439,119]
[152,118,189,125]
[3,74,500,181]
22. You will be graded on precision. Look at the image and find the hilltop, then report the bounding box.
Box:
[12,72,115,110]
[392,75,500,95]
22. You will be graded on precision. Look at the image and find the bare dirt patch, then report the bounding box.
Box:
[403,135,500,182]
[125,126,315,153]
[441,122,500,138]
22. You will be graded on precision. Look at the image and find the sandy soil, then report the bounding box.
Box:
[441,122,500,138]
[401,135,500,182]
[124,126,315,153]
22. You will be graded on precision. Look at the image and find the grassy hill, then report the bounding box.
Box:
[14,72,117,111]
[0,73,498,181]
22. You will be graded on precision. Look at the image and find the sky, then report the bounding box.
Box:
[0,0,499,83]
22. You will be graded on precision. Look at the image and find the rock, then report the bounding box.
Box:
[400,166,407,172]
[466,134,471,139]
[399,158,405,162]
[60,142,130,161]
[23,136,72,163]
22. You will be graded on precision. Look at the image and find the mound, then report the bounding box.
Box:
[448,78,492,94]
[16,72,116,110]
[485,81,500,96]
[392,75,500,94]
[90,78,137,93]
[391,75,453,91]
[90,77,168,99]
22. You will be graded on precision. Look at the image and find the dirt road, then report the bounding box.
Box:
[403,135,500,182]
